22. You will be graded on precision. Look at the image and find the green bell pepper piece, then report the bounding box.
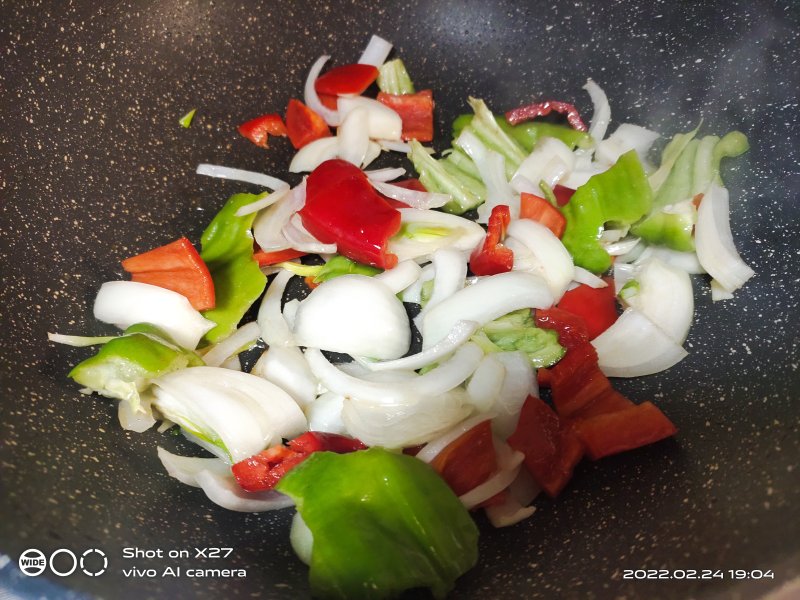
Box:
[453,113,593,152]
[471,309,565,368]
[68,323,203,413]
[279,255,381,284]
[561,150,653,273]
[277,448,478,600]
[409,140,486,214]
[199,193,267,344]
[631,209,696,252]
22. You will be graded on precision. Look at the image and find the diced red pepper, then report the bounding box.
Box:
[519,192,566,238]
[505,100,587,131]
[535,307,590,351]
[317,93,340,111]
[574,402,677,460]
[477,490,509,509]
[285,99,331,149]
[469,205,514,276]
[252,247,307,267]
[237,113,288,149]
[392,178,427,192]
[554,185,574,207]
[376,90,435,142]
[575,388,635,420]
[121,237,215,311]
[507,395,583,498]
[430,420,497,497]
[314,63,379,96]
[232,431,366,492]
[557,281,619,340]
[300,159,401,269]
[537,367,552,388]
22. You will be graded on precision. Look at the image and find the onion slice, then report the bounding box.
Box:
[373,260,422,295]
[506,219,574,301]
[201,322,261,367]
[257,270,296,348]
[415,413,494,463]
[357,34,393,67]
[252,345,318,409]
[304,55,341,126]
[365,167,406,182]
[371,180,450,209]
[234,187,290,217]
[459,449,525,510]
[196,163,289,192]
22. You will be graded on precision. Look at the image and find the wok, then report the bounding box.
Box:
[1,1,798,598]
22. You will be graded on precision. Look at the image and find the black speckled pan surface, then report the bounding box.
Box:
[1,1,798,598]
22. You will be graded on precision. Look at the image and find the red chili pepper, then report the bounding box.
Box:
[237,114,288,149]
[430,420,497,498]
[556,280,618,340]
[285,99,331,149]
[573,402,677,460]
[507,395,584,498]
[376,90,435,142]
[252,247,307,267]
[300,159,402,269]
[469,204,514,276]
[232,431,366,492]
[314,63,379,96]
[505,100,587,131]
[519,192,567,238]
[121,237,215,311]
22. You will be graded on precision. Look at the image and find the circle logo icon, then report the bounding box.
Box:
[80,549,108,576]
[18,549,47,576]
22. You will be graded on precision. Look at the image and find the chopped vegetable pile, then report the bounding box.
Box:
[50,34,754,599]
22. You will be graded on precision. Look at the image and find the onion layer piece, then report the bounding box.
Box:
[389,208,485,263]
[195,163,289,192]
[202,322,261,367]
[93,281,214,350]
[459,447,525,510]
[374,260,422,295]
[338,96,402,141]
[421,271,554,348]
[257,270,296,348]
[507,219,575,300]
[371,180,450,209]
[591,308,688,377]
[304,392,347,434]
[157,447,294,512]
[491,351,536,440]
[293,275,411,360]
[415,414,495,463]
[595,123,660,168]
[252,345,318,408]
[152,367,307,463]
[304,55,341,126]
[695,184,755,296]
[358,34,393,67]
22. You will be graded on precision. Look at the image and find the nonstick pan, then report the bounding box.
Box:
[1,1,798,598]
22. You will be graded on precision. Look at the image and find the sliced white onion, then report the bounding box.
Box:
[253,184,305,251]
[202,322,261,368]
[485,468,541,528]
[152,367,307,463]
[604,236,641,257]
[591,308,688,377]
[282,298,300,330]
[47,332,115,346]
[573,266,608,288]
[157,448,294,512]
[282,214,337,254]
[337,105,370,167]
[416,414,494,463]
[365,167,406,182]
[456,129,518,222]
[635,246,706,274]
[357,34,393,67]
[305,391,346,434]
[288,136,340,173]
[595,123,660,168]
[695,184,755,295]
[257,270,296,348]
[93,281,214,350]
[466,355,506,412]
[583,78,611,143]
[422,271,554,349]
[378,139,416,153]
[710,279,735,301]
[459,450,525,510]
[362,141,383,168]
[195,163,289,192]
[252,345,318,408]
[561,163,607,190]
[234,187,290,217]
[512,137,575,194]
[371,180,450,209]
[491,351,536,440]
[401,262,434,304]
[613,262,638,294]
[420,248,468,315]
[220,355,241,371]
[304,55,341,126]
[374,260,422,294]
[506,220,574,301]
[293,275,411,360]
[624,257,694,344]
[118,393,157,433]
[389,208,485,263]
[338,96,402,141]
[290,512,314,565]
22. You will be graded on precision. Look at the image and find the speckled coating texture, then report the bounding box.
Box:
[1,1,798,598]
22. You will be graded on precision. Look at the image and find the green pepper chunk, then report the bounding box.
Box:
[561,150,653,273]
[472,309,565,368]
[276,448,479,600]
[68,323,203,412]
[452,114,593,152]
[199,193,267,344]
[279,255,381,284]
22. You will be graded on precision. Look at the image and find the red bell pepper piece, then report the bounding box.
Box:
[505,100,587,131]
[519,192,567,238]
[469,204,514,276]
[252,247,307,267]
[556,281,618,340]
[317,93,340,111]
[574,402,677,460]
[376,90,435,142]
[121,237,215,311]
[314,63,379,96]
[507,395,583,498]
[237,113,288,149]
[300,159,402,269]
[232,431,366,492]
[285,99,331,149]
[429,420,497,498]
[392,178,427,192]
[553,185,574,207]
[535,307,590,351]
